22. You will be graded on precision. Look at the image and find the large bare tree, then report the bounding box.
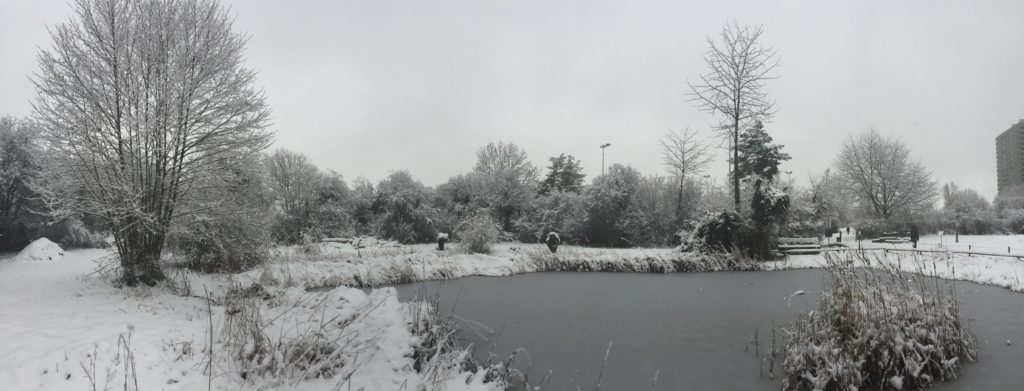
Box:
[660,127,711,220]
[474,141,538,230]
[689,22,779,210]
[834,129,937,220]
[33,0,271,285]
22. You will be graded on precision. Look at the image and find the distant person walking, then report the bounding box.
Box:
[910,225,920,249]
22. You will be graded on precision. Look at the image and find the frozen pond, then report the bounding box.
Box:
[388,270,1024,390]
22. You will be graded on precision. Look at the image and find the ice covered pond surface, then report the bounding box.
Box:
[382,270,1024,390]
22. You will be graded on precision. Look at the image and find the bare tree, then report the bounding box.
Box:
[689,22,779,210]
[834,129,937,220]
[474,141,539,183]
[942,182,960,209]
[474,141,539,230]
[265,149,322,242]
[32,0,271,285]
[660,127,711,220]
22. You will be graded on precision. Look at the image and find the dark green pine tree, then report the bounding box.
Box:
[540,154,586,195]
[738,120,791,259]
[737,120,791,181]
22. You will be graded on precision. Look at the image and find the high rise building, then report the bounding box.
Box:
[996,119,1024,194]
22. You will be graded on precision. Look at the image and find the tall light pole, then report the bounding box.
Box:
[600,143,611,175]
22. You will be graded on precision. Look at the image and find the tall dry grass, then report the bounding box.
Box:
[782,251,977,391]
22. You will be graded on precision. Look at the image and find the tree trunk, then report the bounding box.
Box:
[117,227,166,286]
[675,175,684,222]
[733,120,741,210]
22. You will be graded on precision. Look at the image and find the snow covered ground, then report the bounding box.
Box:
[823,231,1024,254]
[2,235,1022,390]
[768,250,1024,293]
[0,246,498,391]
[769,230,1024,293]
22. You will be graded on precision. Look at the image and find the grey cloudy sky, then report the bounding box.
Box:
[2,0,1023,199]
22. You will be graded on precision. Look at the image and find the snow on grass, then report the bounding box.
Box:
[3,234,1022,390]
[241,242,762,290]
[0,249,208,390]
[767,249,1024,293]
[822,229,1024,254]
[0,248,501,391]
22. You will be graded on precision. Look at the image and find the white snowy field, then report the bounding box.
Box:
[2,235,1023,390]
[823,231,1024,254]
[0,244,497,391]
[771,231,1024,293]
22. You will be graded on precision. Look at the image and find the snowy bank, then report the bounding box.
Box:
[767,249,1024,293]
[0,249,502,391]
[240,243,762,290]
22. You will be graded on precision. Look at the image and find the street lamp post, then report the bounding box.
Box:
[600,143,611,175]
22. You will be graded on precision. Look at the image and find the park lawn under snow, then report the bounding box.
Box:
[767,248,1024,294]
[0,244,496,391]
[3,235,1024,391]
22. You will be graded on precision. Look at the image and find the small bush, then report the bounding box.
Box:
[169,213,270,273]
[40,218,109,249]
[1003,209,1024,234]
[683,210,752,253]
[782,252,977,391]
[455,214,500,254]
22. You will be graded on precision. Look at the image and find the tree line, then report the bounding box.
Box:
[5,0,1012,286]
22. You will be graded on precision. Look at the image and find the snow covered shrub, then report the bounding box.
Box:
[1001,208,1024,234]
[373,170,438,243]
[683,209,752,253]
[782,252,977,391]
[513,190,588,243]
[524,245,763,273]
[39,218,108,249]
[266,149,355,244]
[170,213,270,273]
[583,164,645,247]
[949,209,1000,235]
[749,181,789,258]
[456,213,501,254]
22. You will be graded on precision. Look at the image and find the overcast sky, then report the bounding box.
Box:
[2,0,1023,200]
